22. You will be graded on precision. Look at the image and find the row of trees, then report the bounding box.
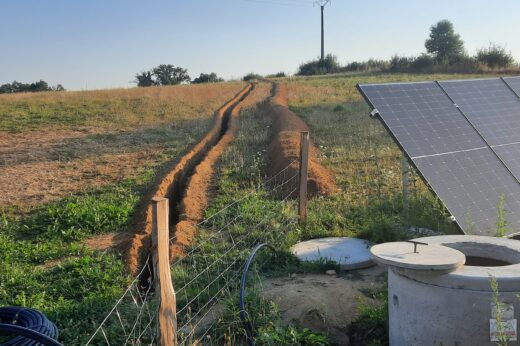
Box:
[135,64,224,87]
[0,80,65,94]
[298,20,518,76]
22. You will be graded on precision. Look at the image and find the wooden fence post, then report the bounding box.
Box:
[152,197,177,346]
[299,131,310,222]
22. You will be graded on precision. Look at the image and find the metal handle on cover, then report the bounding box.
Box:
[406,240,428,253]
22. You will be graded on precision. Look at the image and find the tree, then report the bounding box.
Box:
[476,43,515,69]
[54,84,66,92]
[425,20,465,63]
[29,80,51,92]
[135,71,156,87]
[0,80,61,93]
[152,64,190,85]
[192,72,223,84]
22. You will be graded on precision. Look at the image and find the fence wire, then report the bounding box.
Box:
[170,160,300,345]
[85,158,300,346]
[85,257,158,346]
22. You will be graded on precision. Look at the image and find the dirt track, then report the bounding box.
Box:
[126,83,254,274]
[266,83,337,197]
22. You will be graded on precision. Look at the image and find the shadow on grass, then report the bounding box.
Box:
[1,117,212,166]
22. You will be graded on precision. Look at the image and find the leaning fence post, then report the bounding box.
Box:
[152,197,177,346]
[299,131,310,222]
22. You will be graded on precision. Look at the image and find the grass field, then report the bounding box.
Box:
[0,82,246,344]
[173,72,502,344]
[0,73,503,344]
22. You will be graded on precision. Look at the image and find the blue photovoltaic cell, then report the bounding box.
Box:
[358,80,520,237]
[439,78,520,146]
[414,148,520,235]
[358,82,487,159]
[440,78,520,185]
[503,76,520,97]
[494,143,520,181]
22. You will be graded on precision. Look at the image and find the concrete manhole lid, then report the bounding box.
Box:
[370,241,465,272]
[291,237,374,270]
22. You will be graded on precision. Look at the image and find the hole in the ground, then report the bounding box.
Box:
[441,241,520,267]
[464,256,512,267]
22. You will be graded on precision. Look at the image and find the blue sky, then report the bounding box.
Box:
[1,0,519,90]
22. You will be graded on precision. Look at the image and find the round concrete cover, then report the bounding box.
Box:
[370,241,465,272]
[292,237,374,270]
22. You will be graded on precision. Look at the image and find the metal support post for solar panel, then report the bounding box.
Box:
[401,154,410,227]
[299,132,310,222]
[152,197,177,346]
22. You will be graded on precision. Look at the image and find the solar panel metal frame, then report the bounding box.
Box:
[357,79,520,237]
[503,76,520,98]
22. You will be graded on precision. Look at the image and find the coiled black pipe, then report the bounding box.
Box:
[239,243,275,346]
[0,307,62,346]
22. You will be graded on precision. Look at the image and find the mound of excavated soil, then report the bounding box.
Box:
[266,84,337,197]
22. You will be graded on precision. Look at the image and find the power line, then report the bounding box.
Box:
[239,0,313,7]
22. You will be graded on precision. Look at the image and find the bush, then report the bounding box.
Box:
[243,72,262,81]
[192,72,223,84]
[387,53,480,74]
[345,59,389,72]
[297,54,341,76]
[358,217,404,244]
[410,54,435,72]
[267,72,287,78]
[388,55,413,72]
[477,43,515,69]
[445,54,479,73]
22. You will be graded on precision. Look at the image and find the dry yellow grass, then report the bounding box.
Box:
[0,82,246,211]
[0,82,245,132]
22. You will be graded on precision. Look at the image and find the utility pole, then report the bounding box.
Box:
[315,0,331,61]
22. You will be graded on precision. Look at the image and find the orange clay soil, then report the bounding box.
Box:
[170,85,259,260]
[266,83,337,197]
[126,84,255,275]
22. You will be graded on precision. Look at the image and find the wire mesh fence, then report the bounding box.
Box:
[85,157,301,345]
[85,257,158,346]
[170,160,300,345]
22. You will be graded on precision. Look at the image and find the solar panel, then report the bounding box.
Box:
[358,82,487,159]
[358,80,520,237]
[439,78,520,146]
[414,148,520,235]
[494,143,520,181]
[439,78,520,185]
[503,76,520,97]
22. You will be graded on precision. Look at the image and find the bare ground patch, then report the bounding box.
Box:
[263,265,386,345]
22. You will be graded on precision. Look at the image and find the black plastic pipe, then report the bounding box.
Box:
[239,243,276,346]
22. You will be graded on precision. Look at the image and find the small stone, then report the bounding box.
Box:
[290,273,297,278]
[325,270,336,275]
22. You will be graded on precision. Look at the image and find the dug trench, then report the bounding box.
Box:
[265,82,337,197]
[125,83,255,278]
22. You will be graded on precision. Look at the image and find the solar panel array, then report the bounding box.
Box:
[358,78,520,237]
